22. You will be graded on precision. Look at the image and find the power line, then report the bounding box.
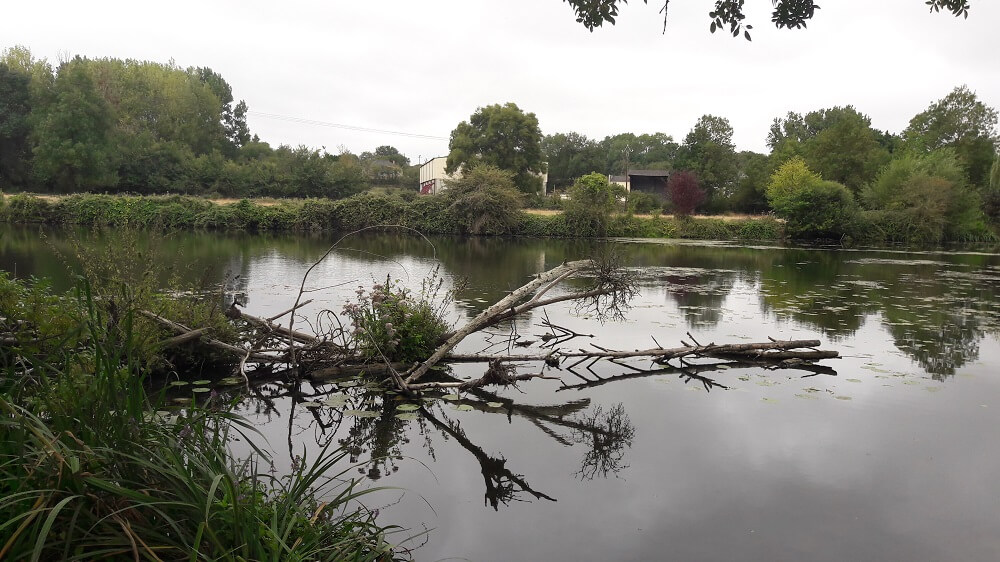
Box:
[248,111,448,141]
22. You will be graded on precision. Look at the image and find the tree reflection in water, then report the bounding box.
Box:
[234,373,639,510]
[571,404,636,480]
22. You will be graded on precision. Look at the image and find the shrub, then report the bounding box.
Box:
[626,190,662,215]
[342,273,452,363]
[443,165,524,235]
[667,170,705,217]
[563,173,624,237]
[862,150,987,242]
[767,158,857,239]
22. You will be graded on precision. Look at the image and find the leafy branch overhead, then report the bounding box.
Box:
[562,0,971,39]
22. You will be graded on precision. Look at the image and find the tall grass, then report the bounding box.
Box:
[0,275,404,560]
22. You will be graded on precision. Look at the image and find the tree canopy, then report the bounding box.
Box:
[903,85,998,186]
[675,114,738,209]
[768,106,889,194]
[563,0,972,39]
[447,103,545,194]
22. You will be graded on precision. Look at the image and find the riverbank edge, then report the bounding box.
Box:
[0,192,786,241]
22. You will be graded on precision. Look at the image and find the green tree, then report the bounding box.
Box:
[193,67,250,152]
[599,132,678,176]
[542,132,604,190]
[563,0,971,39]
[766,157,856,238]
[862,150,985,241]
[903,85,998,187]
[563,172,624,236]
[446,103,545,194]
[443,165,524,235]
[0,45,55,103]
[32,58,117,191]
[271,146,365,199]
[730,150,771,213]
[985,154,1000,221]
[676,114,739,211]
[0,64,32,189]
[374,145,410,167]
[768,106,889,195]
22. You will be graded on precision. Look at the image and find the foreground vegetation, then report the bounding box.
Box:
[0,265,403,559]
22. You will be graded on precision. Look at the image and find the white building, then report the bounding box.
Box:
[418,156,549,195]
[418,156,454,195]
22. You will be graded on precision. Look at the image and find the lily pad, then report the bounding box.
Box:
[454,404,474,412]
[762,397,778,403]
[218,377,245,386]
[395,412,419,421]
[835,396,853,401]
[192,379,211,385]
[486,402,504,408]
[323,394,348,407]
[192,387,211,393]
[441,394,461,401]
[338,380,359,388]
[396,403,420,412]
[169,381,189,387]
[795,394,819,400]
[846,378,862,383]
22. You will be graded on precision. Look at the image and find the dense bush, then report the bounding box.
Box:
[563,173,625,237]
[626,191,662,215]
[0,193,786,243]
[667,170,705,217]
[342,275,452,363]
[443,165,524,235]
[767,158,858,239]
[861,151,988,243]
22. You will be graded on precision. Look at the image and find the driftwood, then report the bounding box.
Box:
[137,242,839,395]
[442,339,835,365]
[402,259,598,386]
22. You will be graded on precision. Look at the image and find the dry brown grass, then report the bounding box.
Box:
[524,208,771,221]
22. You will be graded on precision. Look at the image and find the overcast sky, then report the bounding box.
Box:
[3,0,999,162]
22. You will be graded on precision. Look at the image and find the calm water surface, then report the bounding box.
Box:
[3,225,999,561]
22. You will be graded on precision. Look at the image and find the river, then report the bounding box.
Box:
[2,224,999,561]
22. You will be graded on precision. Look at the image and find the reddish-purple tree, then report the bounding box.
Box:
[667,170,705,217]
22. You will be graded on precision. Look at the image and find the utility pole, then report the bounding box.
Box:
[624,145,631,193]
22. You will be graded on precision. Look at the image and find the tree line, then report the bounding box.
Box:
[3,44,998,242]
[533,86,1000,240]
[0,46,416,198]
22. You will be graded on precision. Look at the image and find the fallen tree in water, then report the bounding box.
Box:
[133,232,839,394]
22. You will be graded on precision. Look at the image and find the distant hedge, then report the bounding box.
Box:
[0,192,785,241]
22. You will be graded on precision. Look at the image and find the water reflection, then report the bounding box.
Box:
[4,226,999,379]
[6,226,1000,559]
[226,369,639,510]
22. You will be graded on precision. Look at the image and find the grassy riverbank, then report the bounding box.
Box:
[0,270,404,559]
[0,192,785,241]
